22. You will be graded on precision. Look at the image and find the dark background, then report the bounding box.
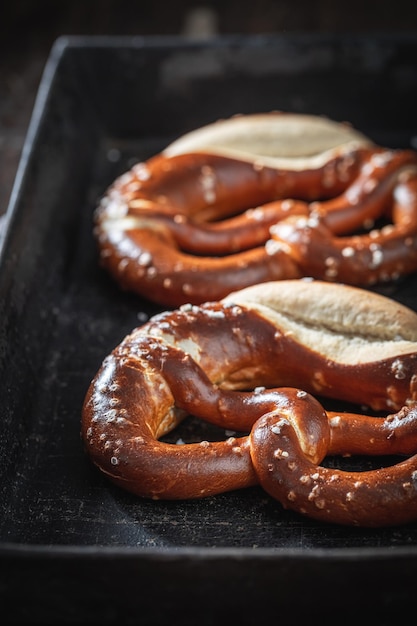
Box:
[1,0,417,215]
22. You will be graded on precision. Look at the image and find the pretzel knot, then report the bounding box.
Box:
[250,401,417,527]
[95,112,417,307]
[82,280,417,527]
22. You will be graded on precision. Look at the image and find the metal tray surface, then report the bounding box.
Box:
[1,34,417,623]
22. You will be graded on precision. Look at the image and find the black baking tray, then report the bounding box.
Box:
[1,34,417,624]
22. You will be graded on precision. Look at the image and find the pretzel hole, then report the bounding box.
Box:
[160,413,248,445]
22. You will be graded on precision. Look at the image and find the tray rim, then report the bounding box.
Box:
[3,32,417,560]
[1,540,417,560]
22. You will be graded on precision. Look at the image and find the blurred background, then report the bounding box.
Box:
[1,0,417,216]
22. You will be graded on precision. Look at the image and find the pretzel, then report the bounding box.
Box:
[82,279,417,526]
[95,111,407,307]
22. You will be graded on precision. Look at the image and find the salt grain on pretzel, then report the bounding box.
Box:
[82,279,417,526]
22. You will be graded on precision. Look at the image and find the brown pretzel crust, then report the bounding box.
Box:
[94,113,386,307]
[94,112,417,307]
[270,152,417,285]
[250,409,417,527]
[82,280,417,525]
